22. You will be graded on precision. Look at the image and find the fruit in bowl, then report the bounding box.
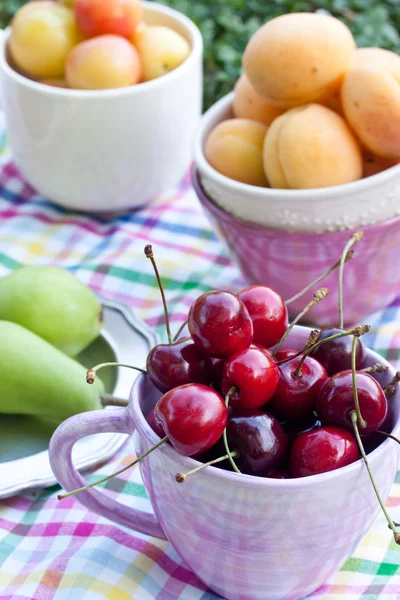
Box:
[8,0,191,90]
[201,11,400,192]
[49,241,400,600]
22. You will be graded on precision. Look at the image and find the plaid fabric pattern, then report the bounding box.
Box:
[1,111,400,599]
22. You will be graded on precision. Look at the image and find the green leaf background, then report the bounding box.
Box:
[2,0,400,109]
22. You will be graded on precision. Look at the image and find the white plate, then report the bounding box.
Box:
[0,295,158,498]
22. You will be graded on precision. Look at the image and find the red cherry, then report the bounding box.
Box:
[364,404,394,451]
[154,384,228,456]
[311,328,366,375]
[237,285,288,348]
[263,468,291,479]
[290,426,359,477]
[316,371,388,435]
[146,408,165,438]
[146,337,212,393]
[188,291,253,358]
[227,410,288,474]
[275,348,297,361]
[283,414,322,445]
[221,346,279,409]
[210,358,225,393]
[268,356,328,420]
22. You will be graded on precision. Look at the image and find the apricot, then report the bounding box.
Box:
[341,55,400,158]
[233,75,285,127]
[9,1,80,79]
[263,104,362,189]
[75,0,143,39]
[133,25,190,81]
[242,13,356,107]
[362,149,399,178]
[205,119,268,187]
[65,35,141,89]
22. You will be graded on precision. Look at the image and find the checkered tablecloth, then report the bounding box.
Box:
[1,109,400,599]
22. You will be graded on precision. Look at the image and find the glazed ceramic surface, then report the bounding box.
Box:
[192,166,400,328]
[0,3,202,212]
[49,326,400,600]
[193,93,400,234]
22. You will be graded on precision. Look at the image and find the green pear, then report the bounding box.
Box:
[0,266,103,356]
[0,321,104,425]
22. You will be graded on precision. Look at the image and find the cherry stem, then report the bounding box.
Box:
[384,372,400,396]
[173,319,188,342]
[362,364,389,374]
[58,436,168,500]
[145,244,173,345]
[376,430,400,445]
[223,386,241,474]
[338,232,363,330]
[276,329,320,365]
[350,411,400,544]
[285,250,354,305]
[292,324,370,378]
[273,288,329,358]
[86,363,146,384]
[351,334,367,429]
[100,394,128,408]
[175,450,240,483]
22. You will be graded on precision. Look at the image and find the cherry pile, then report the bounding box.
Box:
[59,235,400,544]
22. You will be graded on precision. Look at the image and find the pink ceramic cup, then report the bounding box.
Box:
[49,326,400,600]
[191,167,400,328]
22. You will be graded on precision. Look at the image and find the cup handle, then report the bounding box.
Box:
[49,408,167,540]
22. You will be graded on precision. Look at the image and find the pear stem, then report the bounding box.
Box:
[145,244,173,345]
[173,319,188,342]
[338,232,363,329]
[175,450,240,482]
[272,288,329,358]
[276,329,320,365]
[223,386,241,474]
[100,394,128,408]
[86,363,146,384]
[350,412,400,544]
[57,436,168,500]
[351,335,367,429]
[292,324,370,378]
[285,250,354,305]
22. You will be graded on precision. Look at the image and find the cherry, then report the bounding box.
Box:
[237,285,288,348]
[188,290,253,358]
[226,410,287,474]
[146,337,212,393]
[146,408,165,438]
[221,346,279,409]
[144,246,213,393]
[275,348,297,362]
[316,371,388,435]
[361,404,394,453]
[311,328,366,375]
[210,358,225,393]
[290,426,359,478]
[283,414,322,445]
[268,355,328,420]
[263,469,290,479]
[154,384,228,456]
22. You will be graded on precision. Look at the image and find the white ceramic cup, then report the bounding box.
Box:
[0,3,203,212]
[193,93,400,233]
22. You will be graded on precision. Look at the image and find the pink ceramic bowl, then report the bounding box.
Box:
[192,166,400,328]
[49,326,400,600]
